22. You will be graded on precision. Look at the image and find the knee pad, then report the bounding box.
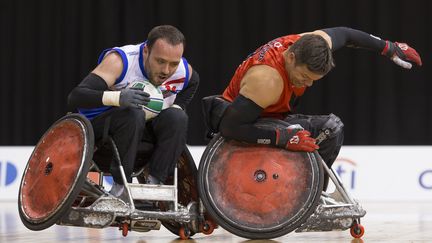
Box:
[323,113,344,133]
[124,108,146,127]
[316,113,344,144]
[158,107,188,131]
[161,107,188,120]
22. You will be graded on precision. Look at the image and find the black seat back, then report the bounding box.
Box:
[201,95,230,138]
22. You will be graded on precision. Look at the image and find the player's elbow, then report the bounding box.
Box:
[67,88,80,111]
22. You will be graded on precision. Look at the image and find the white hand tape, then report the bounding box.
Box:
[392,56,412,69]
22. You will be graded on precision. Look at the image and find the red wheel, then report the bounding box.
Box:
[200,220,215,235]
[198,119,324,239]
[179,227,191,240]
[350,223,365,238]
[18,114,94,231]
[121,223,129,237]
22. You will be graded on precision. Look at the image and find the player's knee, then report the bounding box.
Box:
[160,107,188,131]
[319,114,344,148]
[123,108,146,128]
[323,113,344,136]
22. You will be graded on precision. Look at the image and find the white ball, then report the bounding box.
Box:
[127,80,164,120]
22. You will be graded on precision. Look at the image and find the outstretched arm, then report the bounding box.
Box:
[306,27,422,69]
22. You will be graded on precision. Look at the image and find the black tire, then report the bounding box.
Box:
[18,113,94,230]
[198,119,323,239]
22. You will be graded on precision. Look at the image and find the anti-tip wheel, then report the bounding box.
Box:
[121,223,129,237]
[179,227,191,240]
[200,220,215,235]
[350,223,365,238]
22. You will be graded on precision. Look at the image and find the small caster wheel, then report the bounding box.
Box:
[121,223,129,237]
[200,220,215,235]
[179,227,191,240]
[350,223,365,238]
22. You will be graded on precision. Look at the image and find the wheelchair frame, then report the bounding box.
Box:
[295,129,366,238]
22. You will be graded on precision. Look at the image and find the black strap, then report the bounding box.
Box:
[174,69,200,109]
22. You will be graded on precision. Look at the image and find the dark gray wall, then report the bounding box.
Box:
[1,0,431,145]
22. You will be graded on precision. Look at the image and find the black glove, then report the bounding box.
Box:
[119,87,150,109]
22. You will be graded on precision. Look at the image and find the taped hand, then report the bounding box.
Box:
[276,125,319,152]
[381,41,422,69]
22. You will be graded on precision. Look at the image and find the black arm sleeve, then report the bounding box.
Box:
[67,73,108,110]
[174,69,199,109]
[219,95,278,145]
[322,27,386,52]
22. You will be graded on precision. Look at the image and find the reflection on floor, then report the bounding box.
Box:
[1,201,431,243]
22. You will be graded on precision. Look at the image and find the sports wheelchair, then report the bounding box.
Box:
[18,113,216,240]
[197,96,366,239]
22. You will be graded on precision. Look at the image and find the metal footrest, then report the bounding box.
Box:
[295,149,367,233]
[57,196,129,228]
[295,197,366,232]
[130,201,198,222]
[57,196,198,229]
[128,184,177,201]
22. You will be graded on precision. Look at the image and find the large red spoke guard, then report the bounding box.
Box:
[18,114,94,230]
[198,119,323,239]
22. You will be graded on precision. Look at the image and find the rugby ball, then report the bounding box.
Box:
[127,80,163,120]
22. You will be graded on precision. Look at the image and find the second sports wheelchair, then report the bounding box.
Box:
[18,113,216,240]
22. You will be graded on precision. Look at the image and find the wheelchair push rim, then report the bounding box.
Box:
[198,119,323,239]
[18,113,94,230]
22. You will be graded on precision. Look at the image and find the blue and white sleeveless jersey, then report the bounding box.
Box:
[78,42,190,119]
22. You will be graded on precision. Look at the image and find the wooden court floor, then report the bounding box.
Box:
[1,201,431,243]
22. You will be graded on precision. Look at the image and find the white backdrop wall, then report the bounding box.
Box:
[1,146,431,201]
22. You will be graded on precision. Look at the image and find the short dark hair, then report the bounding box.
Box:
[289,34,334,75]
[146,25,186,50]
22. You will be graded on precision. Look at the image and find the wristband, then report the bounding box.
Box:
[102,91,121,106]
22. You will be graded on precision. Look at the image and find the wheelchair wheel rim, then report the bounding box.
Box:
[207,139,317,229]
[19,116,91,224]
[198,133,323,239]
